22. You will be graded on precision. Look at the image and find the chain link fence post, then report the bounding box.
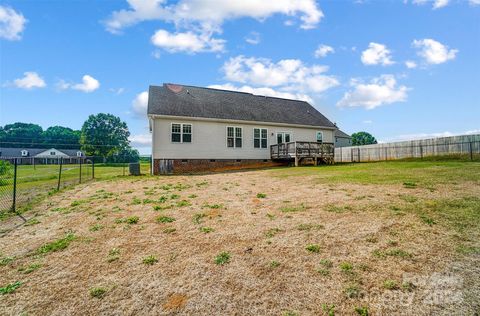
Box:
[12,158,18,213]
[57,158,63,191]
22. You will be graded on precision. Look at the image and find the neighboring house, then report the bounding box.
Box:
[148,83,339,174]
[335,129,352,147]
[0,147,84,164]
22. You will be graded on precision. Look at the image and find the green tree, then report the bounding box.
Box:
[0,123,43,148]
[42,126,81,149]
[107,147,140,163]
[351,131,377,146]
[80,113,131,158]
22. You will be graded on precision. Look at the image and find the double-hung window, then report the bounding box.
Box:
[227,126,242,148]
[254,128,268,149]
[316,131,323,143]
[171,123,192,143]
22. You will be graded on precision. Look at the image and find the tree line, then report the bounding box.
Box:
[0,113,140,162]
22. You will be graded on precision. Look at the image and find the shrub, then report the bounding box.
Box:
[256,193,267,198]
[355,306,369,316]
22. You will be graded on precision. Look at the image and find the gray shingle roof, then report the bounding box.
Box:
[335,129,351,138]
[148,84,336,128]
[0,148,83,158]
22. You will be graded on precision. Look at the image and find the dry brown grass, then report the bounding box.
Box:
[0,166,478,315]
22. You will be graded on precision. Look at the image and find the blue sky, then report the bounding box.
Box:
[1,0,479,154]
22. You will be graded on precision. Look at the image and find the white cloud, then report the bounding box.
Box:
[361,42,394,66]
[72,75,100,92]
[314,44,334,58]
[58,75,100,93]
[0,5,27,40]
[362,120,373,124]
[337,75,408,110]
[470,0,480,5]
[109,87,125,95]
[105,0,323,33]
[412,38,458,65]
[245,31,260,45]
[132,91,149,117]
[151,29,225,53]
[411,0,450,9]
[221,55,339,93]
[105,0,322,54]
[13,72,46,89]
[405,60,417,69]
[208,83,314,103]
[129,133,151,147]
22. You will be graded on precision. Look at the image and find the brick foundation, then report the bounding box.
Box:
[153,159,289,175]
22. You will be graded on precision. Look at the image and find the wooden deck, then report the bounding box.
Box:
[270,141,335,166]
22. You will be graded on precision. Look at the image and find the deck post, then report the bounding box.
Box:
[314,157,317,166]
[294,156,299,167]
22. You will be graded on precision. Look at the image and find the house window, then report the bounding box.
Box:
[50,151,56,156]
[21,150,28,157]
[276,132,292,144]
[254,128,268,149]
[171,124,181,142]
[171,123,192,143]
[227,126,242,148]
[77,151,82,157]
[316,131,323,143]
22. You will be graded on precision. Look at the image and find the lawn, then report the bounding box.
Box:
[0,162,150,215]
[0,160,479,315]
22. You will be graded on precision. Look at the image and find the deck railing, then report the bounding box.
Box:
[270,141,334,160]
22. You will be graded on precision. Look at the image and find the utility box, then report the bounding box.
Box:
[129,162,141,176]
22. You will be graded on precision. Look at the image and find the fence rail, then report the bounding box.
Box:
[335,134,480,163]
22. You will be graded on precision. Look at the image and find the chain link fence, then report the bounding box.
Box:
[0,157,93,218]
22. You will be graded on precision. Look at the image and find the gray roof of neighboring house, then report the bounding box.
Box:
[148,83,336,128]
[335,129,352,138]
[0,148,83,158]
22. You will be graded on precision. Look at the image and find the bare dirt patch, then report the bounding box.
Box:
[0,167,478,315]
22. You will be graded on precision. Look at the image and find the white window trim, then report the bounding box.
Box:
[77,151,83,157]
[50,151,56,156]
[316,131,324,143]
[276,131,293,144]
[226,126,243,148]
[253,127,268,149]
[21,150,28,157]
[170,122,192,144]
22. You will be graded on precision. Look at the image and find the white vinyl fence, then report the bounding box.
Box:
[335,134,480,163]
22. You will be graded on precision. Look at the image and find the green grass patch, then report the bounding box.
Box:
[214,251,231,265]
[1,281,22,295]
[256,193,267,198]
[142,255,158,265]
[200,226,214,233]
[280,203,307,213]
[36,233,75,255]
[306,244,321,253]
[18,263,41,274]
[156,216,175,223]
[89,287,107,298]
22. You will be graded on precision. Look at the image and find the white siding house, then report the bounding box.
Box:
[148,83,338,174]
